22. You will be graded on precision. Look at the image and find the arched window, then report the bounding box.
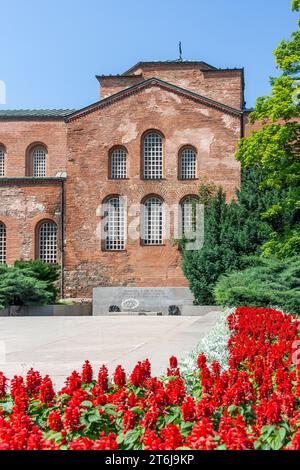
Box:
[104,196,125,251]
[0,222,6,264]
[180,147,196,179]
[31,146,47,177]
[142,196,163,245]
[143,132,163,179]
[110,148,127,179]
[181,197,198,236]
[0,146,5,177]
[38,221,57,263]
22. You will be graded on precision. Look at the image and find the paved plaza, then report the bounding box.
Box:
[0,313,220,388]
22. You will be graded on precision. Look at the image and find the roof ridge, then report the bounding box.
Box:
[122,60,218,75]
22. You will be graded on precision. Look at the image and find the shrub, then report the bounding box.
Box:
[14,260,60,304]
[0,261,60,309]
[214,256,300,314]
[0,268,52,308]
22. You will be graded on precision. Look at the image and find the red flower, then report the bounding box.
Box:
[141,429,162,450]
[10,376,25,399]
[182,396,196,422]
[39,376,55,404]
[0,372,7,398]
[97,365,109,391]
[92,432,118,450]
[114,365,126,388]
[48,410,63,432]
[69,437,93,450]
[140,407,160,429]
[122,410,136,433]
[25,369,42,396]
[184,418,217,450]
[59,371,82,396]
[169,356,178,369]
[160,424,183,450]
[197,353,207,369]
[64,405,82,432]
[290,430,300,450]
[166,377,185,405]
[81,360,93,383]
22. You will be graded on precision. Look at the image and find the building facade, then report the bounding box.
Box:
[0,60,246,299]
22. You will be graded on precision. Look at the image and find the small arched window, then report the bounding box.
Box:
[181,197,198,236]
[31,146,47,177]
[38,221,57,263]
[0,222,6,264]
[0,146,5,177]
[142,196,163,245]
[110,148,127,179]
[104,196,125,251]
[143,132,163,179]
[180,147,196,179]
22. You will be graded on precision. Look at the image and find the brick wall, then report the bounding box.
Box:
[0,120,67,177]
[64,83,241,297]
[0,181,62,264]
[97,64,243,109]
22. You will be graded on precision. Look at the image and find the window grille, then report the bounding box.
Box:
[143,132,163,179]
[33,148,46,177]
[39,221,57,263]
[0,148,5,177]
[180,148,196,179]
[181,197,198,236]
[142,197,163,245]
[104,197,125,251]
[111,148,127,179]
[0,223,6,264]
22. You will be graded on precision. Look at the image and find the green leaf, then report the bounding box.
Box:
[81,400,93,408]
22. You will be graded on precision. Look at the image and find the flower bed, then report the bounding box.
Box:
[1,306,300,450]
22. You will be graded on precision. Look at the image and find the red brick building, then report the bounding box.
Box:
[0,60,247,299]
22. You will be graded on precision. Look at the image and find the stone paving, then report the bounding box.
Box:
[0,312,220,388]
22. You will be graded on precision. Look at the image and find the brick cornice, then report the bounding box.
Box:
[0,177,66,186]
[66,78,243,122]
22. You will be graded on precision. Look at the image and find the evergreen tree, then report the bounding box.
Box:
[182,169,281,304]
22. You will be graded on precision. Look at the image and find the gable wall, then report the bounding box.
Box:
[64,85,241,297]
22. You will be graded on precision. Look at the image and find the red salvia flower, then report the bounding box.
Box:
[113,365,126,388]
[81,360,93,384]
[39,376,55,404]
[48,410,63,432]
[97,365,109,391]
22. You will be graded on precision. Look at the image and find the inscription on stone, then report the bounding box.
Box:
[93,287,194,315]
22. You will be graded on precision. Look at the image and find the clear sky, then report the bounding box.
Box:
[0,0,298,110]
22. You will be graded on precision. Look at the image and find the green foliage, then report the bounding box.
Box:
[0,266,52,308]
[213,257,300,315]
[0,260,60,309]
[14,260,60,303]
[182,169,279,304]
[236,12,300,257]
[292,0,300,12]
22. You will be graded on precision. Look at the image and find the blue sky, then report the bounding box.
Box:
[0,0,298,110]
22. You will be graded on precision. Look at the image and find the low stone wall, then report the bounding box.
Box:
[0,304,92,317]
[93,287,195,315]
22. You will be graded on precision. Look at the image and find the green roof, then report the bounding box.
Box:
[0,109,76,119]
